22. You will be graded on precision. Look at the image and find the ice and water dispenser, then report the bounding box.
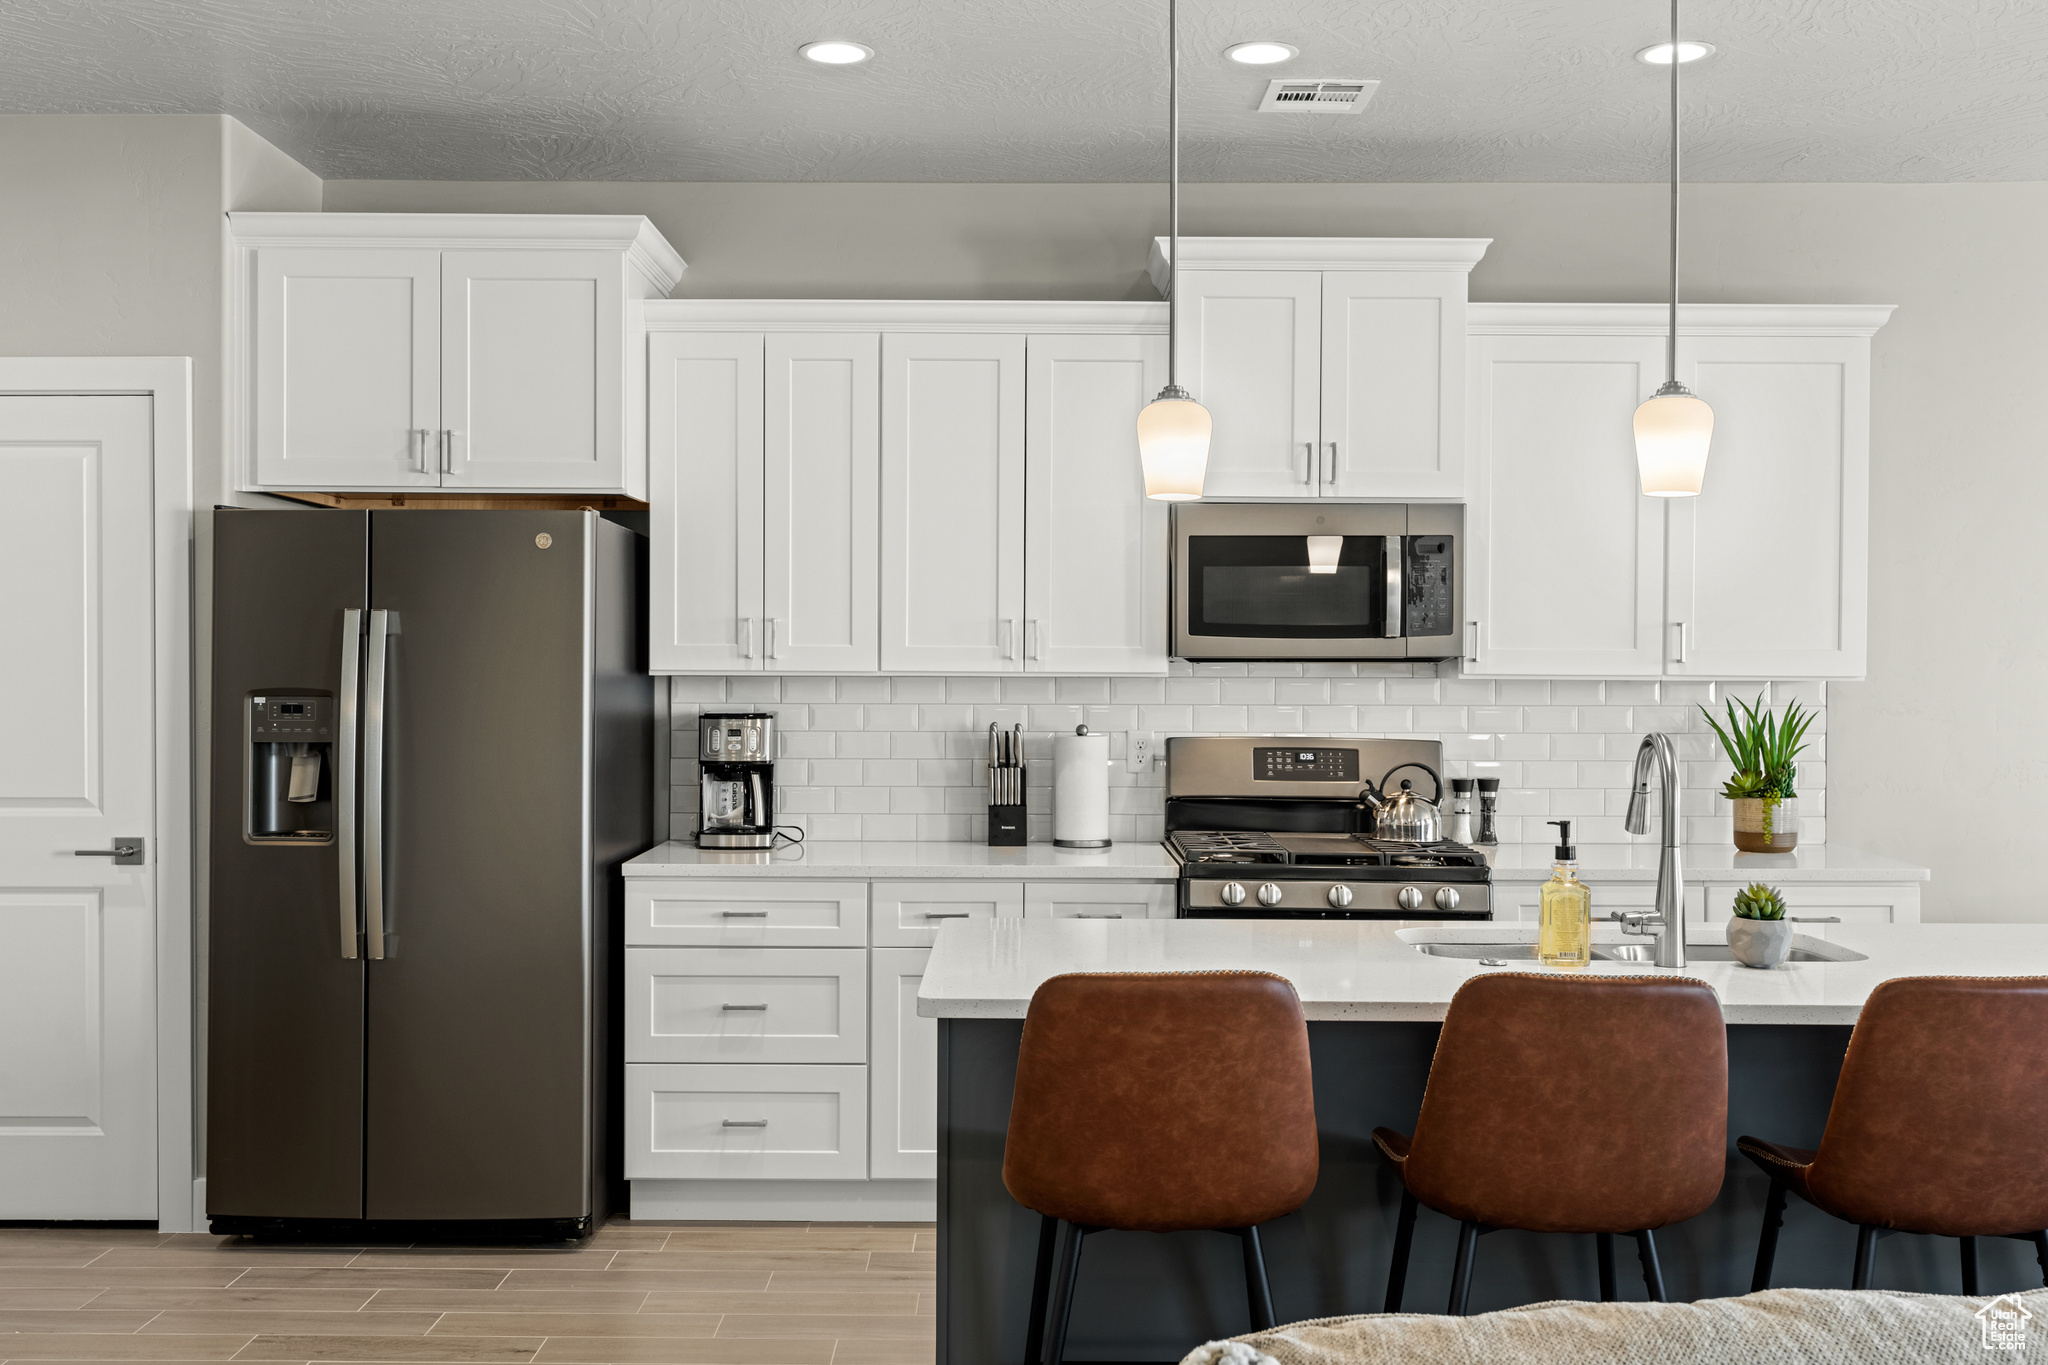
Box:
[245,694,335,843]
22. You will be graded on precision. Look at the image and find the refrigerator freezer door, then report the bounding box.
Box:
[363,511,594,1220]
[208,510,369,1220]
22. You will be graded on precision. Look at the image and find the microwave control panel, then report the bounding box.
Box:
[1404,536,1454,637]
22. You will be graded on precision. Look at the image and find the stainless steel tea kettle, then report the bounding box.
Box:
[1359,762,1445,842]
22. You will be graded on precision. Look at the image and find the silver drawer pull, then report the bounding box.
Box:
[1789,916,1841,923]
[720,1003,769,1011]
[1074,913,1123,919]
[721,910,771,918]
[924,912,972,919]
[722,1118,769,1128]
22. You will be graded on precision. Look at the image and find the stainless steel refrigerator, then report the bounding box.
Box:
[207,510,651,1237]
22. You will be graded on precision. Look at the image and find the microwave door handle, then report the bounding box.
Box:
[1383,536,1404,638]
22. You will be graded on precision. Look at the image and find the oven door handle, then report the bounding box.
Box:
[1383,536,1404,639]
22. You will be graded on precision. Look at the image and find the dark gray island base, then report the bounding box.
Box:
[936,1018,2038,1365]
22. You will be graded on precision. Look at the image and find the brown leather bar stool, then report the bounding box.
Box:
[1374,972,1727,1315]
[1004,971,1319,1365]
[1741,975,2048,1293]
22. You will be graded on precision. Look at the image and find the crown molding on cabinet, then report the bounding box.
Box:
[1467,302,1897,337]
[642,299,1168,334]
[227,212,688,294]
[1146,236,1493,295]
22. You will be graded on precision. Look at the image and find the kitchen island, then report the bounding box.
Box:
[920,917,2042,1363]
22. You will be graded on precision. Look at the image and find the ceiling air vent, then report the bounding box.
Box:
[1257,78,1380,114]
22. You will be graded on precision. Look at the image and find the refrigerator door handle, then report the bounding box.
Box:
[362,608,393,960]
[337,608,363,959]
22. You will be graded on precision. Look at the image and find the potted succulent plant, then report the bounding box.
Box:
[1726,883,1793,968]
[1699,692,1815,853]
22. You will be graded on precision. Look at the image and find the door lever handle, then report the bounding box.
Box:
[74,839,145,867]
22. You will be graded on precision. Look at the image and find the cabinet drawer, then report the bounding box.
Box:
[627,879,869,947]
[625,1063,867,1181]
[1024,882,1175,920]
[1704,882,1920,926]
[1502,882,1706,924]
[626,948,867,1065]
[872,880,1024,947]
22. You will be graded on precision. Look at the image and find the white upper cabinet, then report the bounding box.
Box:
[1150,238,1490,500]
[1024,334,1170,673]
[1462,304,1890,680]
[881,333,1027,673]
[231,214,684,496]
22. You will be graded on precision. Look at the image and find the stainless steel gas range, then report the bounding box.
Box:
[1165,735,1493,921]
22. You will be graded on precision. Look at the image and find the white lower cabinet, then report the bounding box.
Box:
[1500,881,1705,925]
[871,880,1024,947]
[625,1063,868,1181]
[870,948,937,1179]
[627,947,868,1065]
[626,878,870,948]
[1024,881,1176,919]
[1703,882,1920,925]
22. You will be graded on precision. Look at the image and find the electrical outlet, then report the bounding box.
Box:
[1126,731,1153,773]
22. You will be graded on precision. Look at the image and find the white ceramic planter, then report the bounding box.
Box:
[1727,916,1794,969]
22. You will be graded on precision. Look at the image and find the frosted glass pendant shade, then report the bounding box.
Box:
[1306,535,1343,574]
[1137,392,1212,501]
[1633,389,1715,496]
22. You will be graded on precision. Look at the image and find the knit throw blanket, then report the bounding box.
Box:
[1181,1289,2048,1365]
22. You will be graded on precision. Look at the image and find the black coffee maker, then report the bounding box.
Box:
[697,710,776,849]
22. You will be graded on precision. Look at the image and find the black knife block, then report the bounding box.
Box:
[987,803,1027,847]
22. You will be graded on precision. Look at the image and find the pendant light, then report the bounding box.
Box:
[1633,0,1713,497]
[1137,0,1212,501]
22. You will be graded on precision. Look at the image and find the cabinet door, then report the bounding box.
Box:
[1321,272,1466,498]
[870,947,936,1180]
[440,250,624,490]
[252,246,441,488]
[881,334,1026,672]
[1176,271,1322,497]
[764,334,880,672]
[648,334,764,672]
[1464,333,1668,677]
[1024,335,1169,674]
[1666,336,1870,679]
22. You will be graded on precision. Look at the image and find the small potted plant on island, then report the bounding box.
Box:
[1699,692,1815,853]
[1727,883,1793,968]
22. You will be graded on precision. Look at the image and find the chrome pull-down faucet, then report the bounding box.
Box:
[1613,732,1686,969]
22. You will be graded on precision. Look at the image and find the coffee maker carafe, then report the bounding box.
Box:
[697,711,777,849]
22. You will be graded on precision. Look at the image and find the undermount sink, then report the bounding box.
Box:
[1414,943,1541,960]
[1411,937,1868,965]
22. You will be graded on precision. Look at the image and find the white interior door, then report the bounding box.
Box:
[0,395,158,1217]
[881,334,1025,672]
[1175,271,1321,497]
[442,250,624,491]
[1024,334,1168,674]
[252,247,441,489]
[649,333,765,672]
[1321,271,1466,498]
[1464,333,1668,677]
[764,334,880,672]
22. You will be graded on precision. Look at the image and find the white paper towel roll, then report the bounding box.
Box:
[1053,726,1112,848]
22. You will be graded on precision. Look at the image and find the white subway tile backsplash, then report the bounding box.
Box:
[669,673,1828,847]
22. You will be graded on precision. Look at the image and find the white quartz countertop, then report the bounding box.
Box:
[1482,842,1929,883]
[916,918,2032,1025]
[624,839,1177,880]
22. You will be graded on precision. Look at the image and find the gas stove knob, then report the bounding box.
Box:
[1397,885,1425,913]
[1326,885,1354,909]
[1256,883,1284,907]
[1219,882,1247,907]
[1434,886,1461,912]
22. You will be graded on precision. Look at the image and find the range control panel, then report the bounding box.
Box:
[251,695,332,739]
[1404,535,1455,637]
[1254,747,1361,783]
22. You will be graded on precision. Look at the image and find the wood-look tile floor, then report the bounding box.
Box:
[0,1222,934,1365]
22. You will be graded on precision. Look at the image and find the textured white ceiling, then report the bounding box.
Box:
[3,0,2045,182]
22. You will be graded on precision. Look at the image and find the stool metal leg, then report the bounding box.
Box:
[1043,1223,1089,1365]
[1751,1179,1788,1293]
[1384,1189,1418,1314]
[1634,1230,1666,1303]
[2034,1231,2048,1288]
[1851,1225,1879,1291]
[1238,1226,1275,1331]
[1447,1220,1480,1316]
[1960,1236,1980,1297]
[1023,1214,1057,1365]
[1596,1232,1617,1302]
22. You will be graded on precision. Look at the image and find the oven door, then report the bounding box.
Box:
[1172,502,1408,660]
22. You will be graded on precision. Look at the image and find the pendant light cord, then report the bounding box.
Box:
[1666,0,1680,387]
[1167,0,1180,392]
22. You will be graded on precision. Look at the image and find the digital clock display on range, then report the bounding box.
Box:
[1252,747,1359,782]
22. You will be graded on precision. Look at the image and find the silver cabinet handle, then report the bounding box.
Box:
[720,1003,769,1011]
[721,910,770,918]
[766,617,780,660]
[362,609,393,961]
[1324,442,1338,489]
[1074,912,1124,919]
[1383,535,1403,640]
[1789,917,1841,923]
[924,912,972,919]
[722,1118,769,1128]
[1027,619,1042,661]
[1673,620,1689,663]
[1299,442,1314,485]
[439,429,458,474]
[1001,618,1016,660]
[410,429,430,474]
[740,617,755,660]
[74,839,145,866]
[1464,620,1481,664]
[336,608,363,959]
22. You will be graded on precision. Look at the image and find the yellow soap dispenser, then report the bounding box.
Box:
[1537,819,1592,970]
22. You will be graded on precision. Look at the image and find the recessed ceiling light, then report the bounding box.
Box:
[1635,40,1716,64]
[800,40,873,65]
[1226,41,1299,65]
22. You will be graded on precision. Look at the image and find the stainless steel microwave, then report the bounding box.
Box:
[1171,502,1462,661]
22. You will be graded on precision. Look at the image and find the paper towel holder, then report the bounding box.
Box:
[1052,724,1113,850]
